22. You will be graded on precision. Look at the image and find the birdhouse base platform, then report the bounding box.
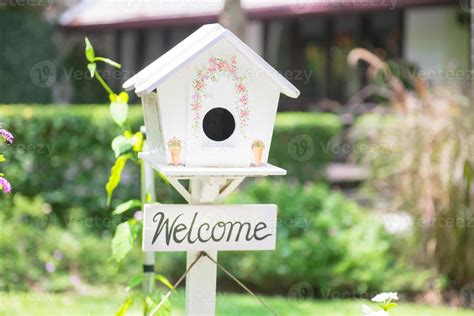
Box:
[139,152,287,178]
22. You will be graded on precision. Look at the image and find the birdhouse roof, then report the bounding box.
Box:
[123,23,300,98]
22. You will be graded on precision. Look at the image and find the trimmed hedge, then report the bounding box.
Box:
[0,105,340,223]
[271,112,341,181]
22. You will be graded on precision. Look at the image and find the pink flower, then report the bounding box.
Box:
[240,95,249,105]
[0,177,11,193]
[0,129,14,144]
[237,84,246,92]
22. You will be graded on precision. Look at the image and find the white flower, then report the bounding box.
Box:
[371,292,399,303]
[362,305,389,316]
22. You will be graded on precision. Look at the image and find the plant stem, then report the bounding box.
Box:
[95,71,114,95]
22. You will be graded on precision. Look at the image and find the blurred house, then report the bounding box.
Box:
[59,0,468,109]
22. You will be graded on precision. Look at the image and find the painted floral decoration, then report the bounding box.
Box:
[167,137,182,148]
[191,55,249,136]
[251,139,265,149]
[167,137,182,166]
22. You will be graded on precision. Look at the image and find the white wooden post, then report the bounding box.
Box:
[185,178,226,316]
[141,141,156,297]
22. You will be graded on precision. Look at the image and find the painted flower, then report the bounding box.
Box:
[0,128,14,144]
[371,292,398,303]
[195,81,204,90]
[0,177,11,193]
[192,55,249,135]
[240,95,249,105]
[208,65,217,72]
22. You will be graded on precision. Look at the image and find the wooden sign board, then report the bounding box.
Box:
[143,204,277,252]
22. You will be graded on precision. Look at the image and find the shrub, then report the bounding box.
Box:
[271,112,341,182]
[348,48,474,287]
[0,105,339,226]
[0,194,142,292]
[221,179,432,295]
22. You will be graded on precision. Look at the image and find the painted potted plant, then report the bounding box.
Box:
[168,137,182,166]
[251,139,265,166]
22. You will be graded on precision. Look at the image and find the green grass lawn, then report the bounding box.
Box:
[0,291,472,316]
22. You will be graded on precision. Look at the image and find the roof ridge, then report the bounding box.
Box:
[124,23,300,99]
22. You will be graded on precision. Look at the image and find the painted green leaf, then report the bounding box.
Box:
[110,101,129,126]
[87,63,96,78]
[106,155,129,205]
[112,199,141,215]
[84,37,95,62]
[115,295,135,316]
[111,136,133,158]
[112,221,134,263]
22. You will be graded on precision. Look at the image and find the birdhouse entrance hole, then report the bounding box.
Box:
[202,107,235,142]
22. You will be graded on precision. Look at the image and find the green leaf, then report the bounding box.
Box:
[126,275,144,290]
[146,193,152,203]
[109,93,117,102]
[110,101,129,126]
[84,37,95,62]
[111,136,133,158]
[132,132,144,152]
[94,56,122,69]
[117,91,129,103]
[156,274,175,292]
[112,199,141,215]
[112,221,134,263]
[87,63,96,78]
[115,295,135,316]
[129,219,143,240]
[106,155,129,205]
[380,302,397,311]
[0,154,5,162]
[157,171,170,186]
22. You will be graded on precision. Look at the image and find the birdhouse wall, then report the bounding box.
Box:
[141,92,166,164]
[156,39,281,167]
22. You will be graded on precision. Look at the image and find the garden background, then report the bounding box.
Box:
[1,1,473,315]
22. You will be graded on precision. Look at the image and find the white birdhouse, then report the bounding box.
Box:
[124,23,300,168]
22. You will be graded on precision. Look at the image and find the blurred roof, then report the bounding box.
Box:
[59,0,453,31]
[123,23,300,98]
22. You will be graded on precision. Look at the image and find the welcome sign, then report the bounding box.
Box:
[143,204,277,252]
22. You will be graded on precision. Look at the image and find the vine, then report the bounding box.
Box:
[84,38,172,316]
